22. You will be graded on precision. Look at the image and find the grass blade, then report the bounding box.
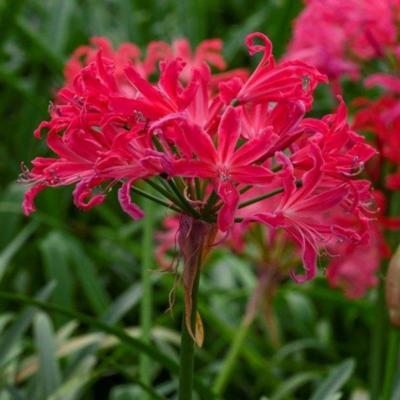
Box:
[102,283,142,324]
[310,359,355,400]
[66,236,111,315]
[45,0,76,54]
[0,282,55,367]
[271,372,320,400]
[0,291,216,399]
[34,312,62,397]
[40,231,75,313]
[0,222,38,282]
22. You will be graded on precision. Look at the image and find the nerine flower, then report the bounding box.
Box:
[285,0,400,83]
[64,35,248,91]
[21,32,374,285]
[353,74,400,190]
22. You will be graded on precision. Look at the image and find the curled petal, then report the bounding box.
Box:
[72,179,105,210]
[34,121,50,139]
[245,32,273,62]
[289,230,318,283]
[118,179,144,220]
[22,184,46,215]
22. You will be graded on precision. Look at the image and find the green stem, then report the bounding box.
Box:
[167,178,202,219]
[178,269,201,400]
[139,198,154,397]
[146,178,181,204]
[213,318,251,396]
[203,190,219,212]
[370,279,387,400]
[381,328,400,400]
[212,269,271,396]
[131,186,181,213]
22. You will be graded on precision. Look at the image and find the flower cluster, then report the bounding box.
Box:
[286,0,400,84]
[283,0,400,297]
[21,32,375,284]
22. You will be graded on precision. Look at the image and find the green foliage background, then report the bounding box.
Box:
[0,0,386,399]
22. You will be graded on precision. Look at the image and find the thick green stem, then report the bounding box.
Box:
[139,198,154,397]
[177,217,213,400]
[178,266,201,400]
[381,328,400,400]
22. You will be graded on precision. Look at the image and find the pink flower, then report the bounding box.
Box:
[285,0,400,82]
[22,53,163,216]
[169,106,275,231]
[353,79,400,190]
[294,97,377,184]
[326,191,393,298]
[326,227,380,299]
[220,33,326,108]
[64,36,246,91]
[249,145,366,282]
[21,32,375,286]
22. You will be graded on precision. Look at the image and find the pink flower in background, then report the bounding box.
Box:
[353,75,400,190]
[285,0,400,83]
[250,145,366,283]
[326,191,393,298]
[326,229,380,299]
[64,36,248,92]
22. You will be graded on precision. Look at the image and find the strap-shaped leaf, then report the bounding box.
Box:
[310,359,355,400]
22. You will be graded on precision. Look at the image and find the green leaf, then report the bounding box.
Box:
[271,372,320,400]
[310,359,355,400]
[110,383,166,400]
[34,312,62,397]
[0,291,215,399]
[40,231,75,313]
[66,236,111,315]
[0,222,38,282]
[284,291,317,336]
[15,16,64,72]
[0,282,55,367]
[224,8,269,63]
[63,283,143,382]
[4,385,25,400]
[101,283,142,324]
[45,0,76,54]
[48,356,96,400]
[0,184,24,249]
[275,338,323,362]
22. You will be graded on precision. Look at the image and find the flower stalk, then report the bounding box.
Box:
[139,198,154,398]
[178,271,201,400]
[177,216,216,400]
[213,268,275,396]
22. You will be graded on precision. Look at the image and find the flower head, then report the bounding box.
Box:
[21,32,374,284]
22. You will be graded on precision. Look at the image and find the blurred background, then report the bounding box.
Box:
[0,0,377,399]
